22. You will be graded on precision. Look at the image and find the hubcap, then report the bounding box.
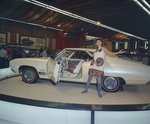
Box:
[104,77,118,90]
[24,70,33,81]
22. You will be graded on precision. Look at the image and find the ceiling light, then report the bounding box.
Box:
[97,21,101,25]
[57,24,61,27]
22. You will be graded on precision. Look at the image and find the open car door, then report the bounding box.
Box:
[47,59,61,85]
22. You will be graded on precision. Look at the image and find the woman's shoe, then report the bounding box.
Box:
[81,90,88,93]
[98,93,102,98]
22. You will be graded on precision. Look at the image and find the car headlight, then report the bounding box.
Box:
[9,66,13,70]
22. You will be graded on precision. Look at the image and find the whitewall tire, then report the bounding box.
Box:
[102,76,120,92]
[22,68,38,84]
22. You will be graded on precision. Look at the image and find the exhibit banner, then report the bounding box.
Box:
[114,40,150,51]
[133,41,139,50]
[65,34,78,40]
[114,41,120,50]
[124,41,129,50]
[0,33,7,45]
[143,40,149,51]
[20,35,46,49]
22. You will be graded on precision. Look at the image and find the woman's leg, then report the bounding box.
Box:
[81,74,93,93]
[97,75,102,97]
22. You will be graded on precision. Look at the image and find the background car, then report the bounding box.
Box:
[9,48,150,92]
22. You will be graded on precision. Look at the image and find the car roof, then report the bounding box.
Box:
[55,48,96,59]
[64,48,96,52]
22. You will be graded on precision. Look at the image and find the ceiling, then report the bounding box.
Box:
[0,0,150,41]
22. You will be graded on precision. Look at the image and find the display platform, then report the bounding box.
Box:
[0,75,150,105]
[0,68,150,124]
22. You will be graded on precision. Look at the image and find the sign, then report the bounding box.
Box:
[80,40,94,46]
[114,40,150,51]
[144,40,149,51]
[65,34,78,40]
[20,35,46,49]
[115,41,120,50]
[124,41,129,50]
[133,41,139,50]
[0,33,7,45]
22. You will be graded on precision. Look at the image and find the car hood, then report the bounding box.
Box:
[9,57,53,69]
[10,57,50,63]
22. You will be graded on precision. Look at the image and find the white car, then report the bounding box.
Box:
[9,48,150,92]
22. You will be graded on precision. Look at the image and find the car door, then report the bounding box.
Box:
[47,58,61,84]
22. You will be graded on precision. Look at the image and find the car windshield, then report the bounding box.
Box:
[56,50,93,61]
[56,50,73,61]
[116,54,132,61]
[60,51,73,57]
[70,51,93,60]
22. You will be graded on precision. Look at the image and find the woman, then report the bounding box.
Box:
[81,39,125,98]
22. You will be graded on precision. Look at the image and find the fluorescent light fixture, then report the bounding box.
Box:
[134,0,150,15]
[100,24,146,40]
[142,0,150,9]
[0,17,63,31]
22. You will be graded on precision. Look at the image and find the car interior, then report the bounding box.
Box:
[59,50,92,79]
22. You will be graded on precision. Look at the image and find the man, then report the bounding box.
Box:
[0,46,7,68]
[41,47,48,57]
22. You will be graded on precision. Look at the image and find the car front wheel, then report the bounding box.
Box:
[22,68,38,84]
[102,76,120,92]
